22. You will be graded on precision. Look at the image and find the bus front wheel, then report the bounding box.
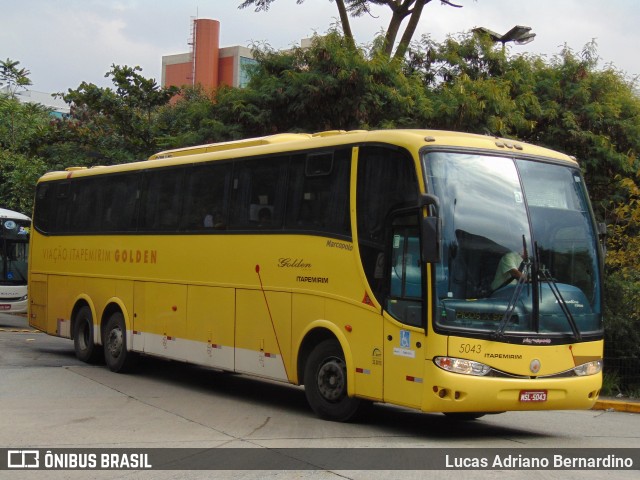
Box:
[73,306,102,363]
[303,339,362,422]
[103,311,136,373]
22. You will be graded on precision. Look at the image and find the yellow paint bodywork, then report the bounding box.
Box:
[28,129,601,414]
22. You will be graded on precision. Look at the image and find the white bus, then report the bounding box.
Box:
[1,208,31,313]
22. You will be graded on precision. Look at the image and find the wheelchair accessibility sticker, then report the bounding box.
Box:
[393,330,415,358]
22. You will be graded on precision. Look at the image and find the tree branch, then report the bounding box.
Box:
[440,0,463,7]
[335,0,356,49]
[393,0,429,60]
[382,0,414,56]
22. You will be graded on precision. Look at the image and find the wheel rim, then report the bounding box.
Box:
[316,356,346,403]
[80,321,90,350]
[107,326,123,359]
[77,319,90,351]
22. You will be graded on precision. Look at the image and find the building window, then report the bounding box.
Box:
[239,56,258,88]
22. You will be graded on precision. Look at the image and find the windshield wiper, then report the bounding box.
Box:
[536,250,582,341]
[494,235,530,339]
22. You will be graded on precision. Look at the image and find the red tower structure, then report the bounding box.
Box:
[162,18,255,90]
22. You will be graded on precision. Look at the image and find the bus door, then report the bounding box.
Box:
[382,217,426,409]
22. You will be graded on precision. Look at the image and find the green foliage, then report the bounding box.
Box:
[0,149,46,214]
[58,65,179,164]
[155,86,243,149]
[607,172,640,279]
[0,95,52,153]
[601,371,622,396]
[0,58,32,98]
[519,43,640,211]
[209,32,430,135]
[412,33,538,136]
[603,271,640,392]
[3,34,640,382]
[0,62,53,215]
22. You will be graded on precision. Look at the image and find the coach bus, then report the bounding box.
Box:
[28,129,604,421]
[1,208,30,314]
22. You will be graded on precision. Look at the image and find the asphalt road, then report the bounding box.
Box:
[1,312,639,480]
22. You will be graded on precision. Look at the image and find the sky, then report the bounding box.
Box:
[2,0,639,94]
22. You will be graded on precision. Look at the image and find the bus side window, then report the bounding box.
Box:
[100,174,140,232]
[139,168,184,232]
[183,162,232,230]
[34,183,53,233]
[69,178,101,233]
[357,146,419,303]
[286,149,351,236]
[230,156,288,229]
[387,219,423,328]
[53,182,72,233]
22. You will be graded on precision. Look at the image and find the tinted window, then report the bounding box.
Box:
[50,182,73,233]
[183,162,232,230]
[357,146,419,301]
[286,149,351,237]
[34,146,359,238]
[34,183,53,233]
[231,156,288,229]
[139,168,184,231]
[357,146,419,245]
[69,178,102,232]
[99,174,140,232]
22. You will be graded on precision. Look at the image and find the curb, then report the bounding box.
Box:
[0,328,40,333]
[592,399,640,414]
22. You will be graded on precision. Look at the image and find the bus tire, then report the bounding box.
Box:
[103,311,136,373]
[73,306,102,363]
[303,339,362,422]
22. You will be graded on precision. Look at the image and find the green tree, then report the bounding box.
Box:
[517,42,640,212]
[0,58,32,98]
[0,149,46,213]
[0,95,52,153]
[0,60,50,214]
[154,86,235,149]
[408,33,640,219]
[604,170,640,391]
[409,32,537,136]
[209,32,430,135]
[59,65,179,163]
[152,31,432,147]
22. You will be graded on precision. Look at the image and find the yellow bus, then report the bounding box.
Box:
[28,129,604,421]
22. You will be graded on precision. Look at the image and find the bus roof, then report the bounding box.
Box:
[38,129,577,182]
[0,208,31,221]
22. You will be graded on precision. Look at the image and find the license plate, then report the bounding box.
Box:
[0,305,10,310]
[519,390,547,402]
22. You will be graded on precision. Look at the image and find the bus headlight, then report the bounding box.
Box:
[434,356,491,376]
[573,360,603,376]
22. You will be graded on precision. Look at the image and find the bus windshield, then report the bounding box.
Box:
[1,217,30,285]
[424,151,603,341]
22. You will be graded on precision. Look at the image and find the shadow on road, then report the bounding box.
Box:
[3,312,555,442]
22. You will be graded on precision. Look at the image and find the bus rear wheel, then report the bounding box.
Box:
[103,311,136,373]
[73,306,102,363]
[303,339,362,422]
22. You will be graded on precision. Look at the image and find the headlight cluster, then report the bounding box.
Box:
[573,360,603,376]
[433,356,603,378]
[433,356,491,376]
